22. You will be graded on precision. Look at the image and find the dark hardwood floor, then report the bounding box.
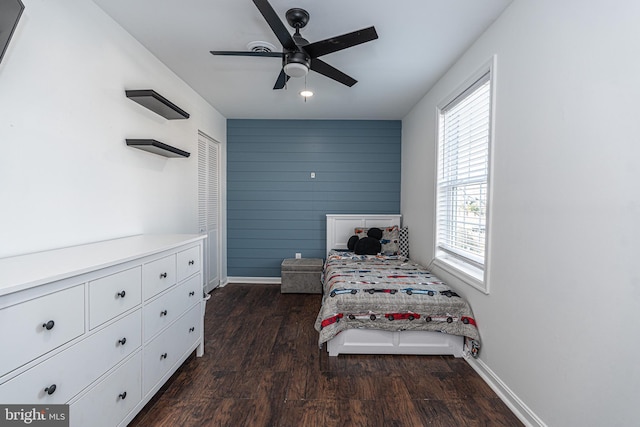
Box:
[129,284,523,427]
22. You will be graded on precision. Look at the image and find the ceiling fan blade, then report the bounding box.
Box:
[252,0,297,51]
[273,69,290,90]
[303,26,378,58]
[210,50,283,58]
[310,59,357,87]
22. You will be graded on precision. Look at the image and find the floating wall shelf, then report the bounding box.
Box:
[126,139,190,158]
[125,89,190,120]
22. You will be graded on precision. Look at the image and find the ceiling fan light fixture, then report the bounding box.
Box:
[300,90,313,98]
[283,62,308,78]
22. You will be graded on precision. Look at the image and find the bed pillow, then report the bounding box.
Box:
[399,226,409,258]
[355,225,400,255]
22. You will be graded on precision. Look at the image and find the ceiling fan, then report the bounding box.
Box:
[210,0,378,89]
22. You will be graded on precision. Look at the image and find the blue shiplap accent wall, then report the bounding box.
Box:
[227,119,401,277]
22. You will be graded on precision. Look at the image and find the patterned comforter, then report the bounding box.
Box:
[314,251,481,356]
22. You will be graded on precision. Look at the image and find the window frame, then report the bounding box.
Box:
[433,56,496,294]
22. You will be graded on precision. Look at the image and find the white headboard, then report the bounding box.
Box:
[326,214,402,257]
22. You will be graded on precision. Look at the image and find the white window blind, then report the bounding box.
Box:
[436,71,491,270]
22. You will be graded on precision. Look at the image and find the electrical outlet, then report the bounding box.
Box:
[295,253,302,259]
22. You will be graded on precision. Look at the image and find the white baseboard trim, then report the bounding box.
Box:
[226,276,282,285]
[464,356,547,427]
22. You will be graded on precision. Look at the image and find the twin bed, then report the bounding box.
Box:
[316,214,481,358]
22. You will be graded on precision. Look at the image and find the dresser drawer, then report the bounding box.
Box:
[142,255,176,300]
[143,275,201,341]
[177,245,200,282]
[143,303,201,395]
[89,267,142,329]
[70,352,142,427]
[0,309,141,404]
[0,285,85,377]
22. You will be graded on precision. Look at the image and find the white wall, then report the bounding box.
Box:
[402,0,640,426]
[0,0,227,283]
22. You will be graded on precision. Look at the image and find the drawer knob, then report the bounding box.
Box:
[189,327,195,333]
[42,320,55,330]
[188,260,195,265]
[189,291,195,297]
[160,310,168,317]
[160,272,168,279]
[118,337,127,346]
[161,353,168,360]
[44,384,57,395]
[119,391,127,400]
[116,290,126,298]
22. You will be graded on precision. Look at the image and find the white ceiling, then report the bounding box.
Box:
[92,0,512,120]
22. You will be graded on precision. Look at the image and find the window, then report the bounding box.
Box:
[435,63,494,292]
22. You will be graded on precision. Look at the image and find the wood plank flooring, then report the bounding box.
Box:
[129,284,523,427]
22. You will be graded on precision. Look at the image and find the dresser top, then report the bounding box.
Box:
[0,234,205,297]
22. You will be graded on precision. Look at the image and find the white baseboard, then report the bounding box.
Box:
[226,276,281,285]
[464,356,547,427]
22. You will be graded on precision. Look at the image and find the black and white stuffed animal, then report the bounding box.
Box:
[348,227,383,255]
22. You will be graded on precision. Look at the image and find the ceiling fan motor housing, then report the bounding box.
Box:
[283,51,311,77]
[285,51,310,68]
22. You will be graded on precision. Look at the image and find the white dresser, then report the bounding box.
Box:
[0,234,206,427]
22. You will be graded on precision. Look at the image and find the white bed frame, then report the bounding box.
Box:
[324,214,464,357]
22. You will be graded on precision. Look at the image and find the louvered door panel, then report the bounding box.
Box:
[198,132,220,291]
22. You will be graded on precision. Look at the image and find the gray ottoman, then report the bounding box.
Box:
[281,258,323,294]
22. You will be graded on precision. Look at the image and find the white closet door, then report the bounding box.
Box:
[198,131,220,292]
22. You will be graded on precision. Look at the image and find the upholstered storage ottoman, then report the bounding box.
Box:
[281,258,323,294]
